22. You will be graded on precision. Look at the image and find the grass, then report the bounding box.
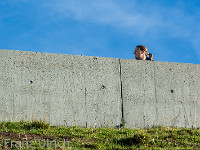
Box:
[0,121,200,149]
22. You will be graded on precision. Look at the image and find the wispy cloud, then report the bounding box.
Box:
[45,0,161,31]
[44,0,200,59]
[44,0,199,36]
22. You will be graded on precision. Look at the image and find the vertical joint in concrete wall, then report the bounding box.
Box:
[85,87,87,128]
[85,87,87,106]
[119,59,124,127]
[153,61,158,122]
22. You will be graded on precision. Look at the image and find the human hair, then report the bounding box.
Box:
[136,45,148,56]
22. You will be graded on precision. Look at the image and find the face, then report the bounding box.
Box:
[134,47,145,60]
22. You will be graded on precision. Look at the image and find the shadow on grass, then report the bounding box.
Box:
[23,120,50,130]
[83,143,99,149]
[117,134,144,147]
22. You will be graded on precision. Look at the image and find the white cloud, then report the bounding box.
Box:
[43,0,200,60]
[45,0,199,37]
[45,0,162,30]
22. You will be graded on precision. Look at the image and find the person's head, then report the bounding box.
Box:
[134,45,148,60]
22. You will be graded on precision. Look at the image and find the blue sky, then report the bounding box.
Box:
[0,0,200,64]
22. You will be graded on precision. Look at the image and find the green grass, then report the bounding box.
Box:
[0,121,200,149]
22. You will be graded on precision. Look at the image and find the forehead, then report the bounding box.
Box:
[135,47,140,51]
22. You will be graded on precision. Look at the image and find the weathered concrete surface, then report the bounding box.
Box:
[121,59,157,128]
[0,49,122,128]
[1,49,200,129]
[154,62,198,128]
[195,64,200,127]
[121,59,200,128]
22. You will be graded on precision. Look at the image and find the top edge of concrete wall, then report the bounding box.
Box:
[0,49,119,61]
[0,49,198,65]
[121,58,199,65]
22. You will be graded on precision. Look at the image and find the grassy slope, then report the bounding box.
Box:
[0,121,200,149]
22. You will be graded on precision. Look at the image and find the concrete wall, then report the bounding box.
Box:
[0,49,122,128]
[0,49,200,128]
[121,59,200,128]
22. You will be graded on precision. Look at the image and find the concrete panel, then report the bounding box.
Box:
[12,51,37,122]
[121,59,156,128]
[0,49,121,128]
[47,54,87,127]
[37,54,122,127]
[121,59,200,129]
[83,56,121,128]
[0,50,15,121]
[154,62,197,128]
[194,64,200,127]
